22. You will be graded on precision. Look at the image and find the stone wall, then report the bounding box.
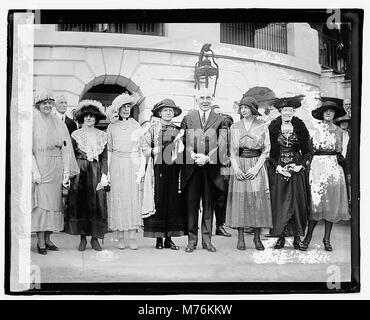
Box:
[33,24,322,129]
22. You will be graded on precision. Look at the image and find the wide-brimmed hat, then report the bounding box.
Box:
[269,94,305,111]
[151,99,182,118]
[74,99,106,123]
[334,114,351,125]
[312,100,347,120]
[34,89,54,106]
[234,96,261,116]
[109,92,140,114]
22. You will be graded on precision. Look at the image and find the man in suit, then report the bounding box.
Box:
[181,88,227,252]
[54,94,78,135]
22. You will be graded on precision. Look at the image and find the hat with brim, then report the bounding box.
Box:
[109,92,140,115]
[74,99,106,123]
[34,90,54,106]
[235,96,261,116]
[334,113,351,125]
[152,99,182,118]
[312,100,347,120]
[269,94,305,111]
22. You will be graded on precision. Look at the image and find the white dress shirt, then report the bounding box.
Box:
[198,109,212,125]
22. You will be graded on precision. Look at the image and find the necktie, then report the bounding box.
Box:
[202,112,206,125]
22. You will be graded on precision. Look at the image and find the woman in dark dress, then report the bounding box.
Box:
[64,100,109,251]
[141,99,187,250]
[267,95,312,251]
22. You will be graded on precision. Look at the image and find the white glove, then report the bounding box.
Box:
[100,173,109,187]
[177,140,185,153]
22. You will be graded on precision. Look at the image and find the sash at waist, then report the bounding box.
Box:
[34,148,62,157]
[112,150,140,158]
[314,151,337,156]
[239,148,261,158]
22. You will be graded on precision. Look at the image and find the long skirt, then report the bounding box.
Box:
[225,157,272,228]
[31,150,64,232]
[143,163,187,238]
[310,155,350,222]
[64,159,108,239]
[268,166,310,237]
[108,152,141,231]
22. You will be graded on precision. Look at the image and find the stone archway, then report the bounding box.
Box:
[79,75,146,124]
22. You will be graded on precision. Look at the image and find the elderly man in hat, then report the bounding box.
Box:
[180,88,228,252]
[54,94,78,135]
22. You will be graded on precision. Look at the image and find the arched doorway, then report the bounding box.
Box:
[80,83,142,129]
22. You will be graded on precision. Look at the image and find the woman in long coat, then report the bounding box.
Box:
[106,93,142,249]
[32,90,79,254]
[302,100,350,251]
[64,100,109,251]
[267,95,312,251]
[225,96,272,250]
[141,99,187,249]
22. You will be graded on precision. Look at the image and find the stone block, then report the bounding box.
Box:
[120,50,140,79]
[103,48,124,76]
[149,65,194,81]
[74,61,95,85]
[140,51,171,65]
[34,60,74,76]
[51,76,85,96]
[34,47,51,60]
[51,47,86,60]
[33,76,52,91]
[85,48,105,77]
[171,53,198,67]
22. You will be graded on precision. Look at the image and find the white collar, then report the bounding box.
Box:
[55,111,65,121]
[198,109,212,121]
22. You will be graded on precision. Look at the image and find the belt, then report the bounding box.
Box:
[239,148,261,158]
[314,151,337,156]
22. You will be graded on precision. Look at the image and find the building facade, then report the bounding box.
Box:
[33,22,350,127]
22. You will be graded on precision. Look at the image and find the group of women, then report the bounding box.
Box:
[31,89,350,255]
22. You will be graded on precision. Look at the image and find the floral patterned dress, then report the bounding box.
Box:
[309,122,350,222]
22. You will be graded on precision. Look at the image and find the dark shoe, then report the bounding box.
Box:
[37,244,47,255]
[78,237,87,251]
[185,244,196,253]
[323,240,333,251]
[237,239,246,250]
[156,238,164,249]
[274,236,285,249]
[216,226,231,237]
[301,235,312,251]
[45,243,59,251]
[253,239,265,251]
[293,238,307,251]
[202,242,216,252]
[90,238,102,251]
[164,239,179,250]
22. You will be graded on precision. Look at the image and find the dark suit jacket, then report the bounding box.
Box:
[180,109,227,190]
[65,115,78,135]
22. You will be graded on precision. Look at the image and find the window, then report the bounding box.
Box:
[220,23,287,54]
[58,23,165,36]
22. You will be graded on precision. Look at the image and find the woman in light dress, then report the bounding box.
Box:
[32,90,79,254]
[225,96,272,251]
[106,93,143,249]
[302,100,350,251]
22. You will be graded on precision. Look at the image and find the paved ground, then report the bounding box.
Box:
[31,222,351,283]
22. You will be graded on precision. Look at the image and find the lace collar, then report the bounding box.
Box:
[72,128,107,161]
